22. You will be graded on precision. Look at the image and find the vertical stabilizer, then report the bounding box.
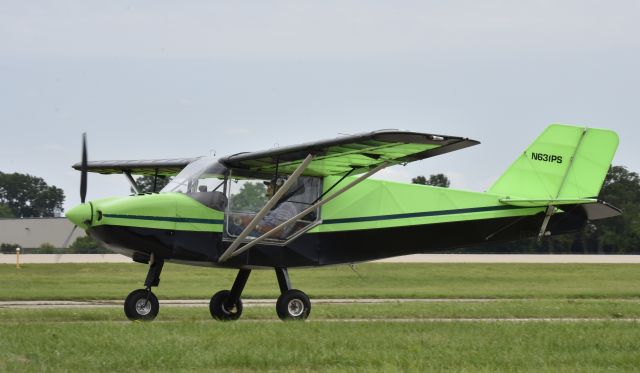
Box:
[489,124,618,200]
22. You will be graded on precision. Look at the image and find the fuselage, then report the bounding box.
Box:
[67,176,587,269]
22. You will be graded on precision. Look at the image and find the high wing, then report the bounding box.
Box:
[219,130,479,177]
[71,158,200,176]
[72,130,478,178]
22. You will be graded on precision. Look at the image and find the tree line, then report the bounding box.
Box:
[0,172,64,218]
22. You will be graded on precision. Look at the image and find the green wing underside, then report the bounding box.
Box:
[73,130,478,178]
[226,142,439,176]
[220,130,479,177]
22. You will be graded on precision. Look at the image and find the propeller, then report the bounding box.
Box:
[80,133,88,203]
[64,133,89,246]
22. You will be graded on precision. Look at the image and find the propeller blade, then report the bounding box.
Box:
[62,225,78,249]
[80,133,88,203]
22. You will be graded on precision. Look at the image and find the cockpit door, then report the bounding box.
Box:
[223,175,322,244]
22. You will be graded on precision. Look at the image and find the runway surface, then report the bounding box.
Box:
[3,298,640,309]
[0,298,506,309]
[3,253,640,264]
[3,299,639,323]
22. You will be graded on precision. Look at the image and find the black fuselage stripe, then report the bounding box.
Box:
[321,205,532,225]
[102,214,223,225]
[103,205,532,226]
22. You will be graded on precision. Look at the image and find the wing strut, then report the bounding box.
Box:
[124,171,140,194]
[219,161,392,262]
[218,154,315,262]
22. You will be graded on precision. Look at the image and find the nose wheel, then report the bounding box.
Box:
[124,255,164,321]
[209,290,243,320]
[124,289,159,321]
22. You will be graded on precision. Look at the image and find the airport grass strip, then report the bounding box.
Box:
[1,262,639,300]
[2,300,640,322]
[1,318,639,372]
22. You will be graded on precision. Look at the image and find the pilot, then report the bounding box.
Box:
[256,178,302,237]
[232,177,304,238]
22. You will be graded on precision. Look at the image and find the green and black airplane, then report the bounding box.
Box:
[66,124,620,321]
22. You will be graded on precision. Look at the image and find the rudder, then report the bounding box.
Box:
[489,124,619,200]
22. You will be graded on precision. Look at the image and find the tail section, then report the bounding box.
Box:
[489,124,619,202]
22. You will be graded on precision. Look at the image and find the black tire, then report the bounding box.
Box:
[209,290,243,321]
[276,289,311,321]
[124,289,159,321]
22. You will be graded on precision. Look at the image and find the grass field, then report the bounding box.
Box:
[1,262,639,371]
[2,262,640,300]
[2,318,639,372]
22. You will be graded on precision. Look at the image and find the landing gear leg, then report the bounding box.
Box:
[124,255,164,321]
[275,267,311,321]
[210,269,251,321]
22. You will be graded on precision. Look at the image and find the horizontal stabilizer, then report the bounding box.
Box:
[577,201,622,220]
[557,201,622,220]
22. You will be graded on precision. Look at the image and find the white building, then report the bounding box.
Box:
[0,217,85,248]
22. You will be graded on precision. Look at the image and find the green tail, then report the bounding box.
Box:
[489,124,619,203]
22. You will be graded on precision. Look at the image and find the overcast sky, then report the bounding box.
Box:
[1,1,638,213]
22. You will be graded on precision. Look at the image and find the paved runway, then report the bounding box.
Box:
[3,253,640,264]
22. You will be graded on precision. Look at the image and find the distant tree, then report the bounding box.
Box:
[412,174,450,188]
[230,182,267,212]
[0,172,64,217]
[0,203,13,218]
[0,243,19,254]
[68,236,108,254]
[587,166,640,253]
[411,176,427,185]
[132,175,172,193]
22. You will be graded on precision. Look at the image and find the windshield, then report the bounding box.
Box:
[161,157,228,194]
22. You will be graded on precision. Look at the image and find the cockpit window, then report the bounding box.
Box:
[161,158,229,210]
[163,157,323,241]
[161,158,228,194]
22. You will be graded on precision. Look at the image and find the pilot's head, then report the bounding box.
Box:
[264,177,284,198]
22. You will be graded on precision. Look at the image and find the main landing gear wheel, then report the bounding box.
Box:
[124,289,159,321]
[276,289,311,321]
[209,290,243,321]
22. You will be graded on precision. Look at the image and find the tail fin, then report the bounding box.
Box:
[489,124,619,202]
